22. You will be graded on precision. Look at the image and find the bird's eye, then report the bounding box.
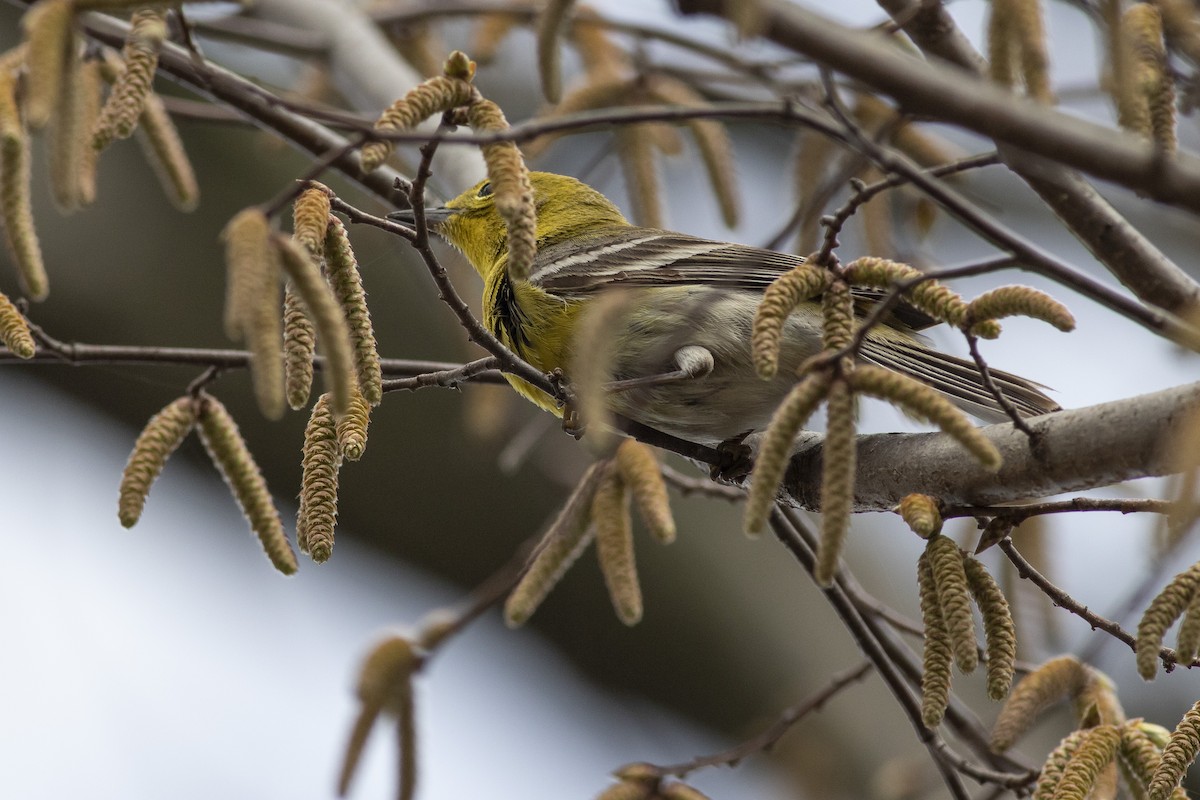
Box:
[477,182,493,198]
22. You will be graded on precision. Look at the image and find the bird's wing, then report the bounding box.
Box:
[531,230,939,330]
[859,337,1060,420]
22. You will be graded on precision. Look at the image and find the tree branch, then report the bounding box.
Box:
[777,381,1200,511]
[673,0,1200,217]
[874,0,1200,318]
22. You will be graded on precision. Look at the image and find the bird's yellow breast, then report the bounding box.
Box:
[482,268,584,415]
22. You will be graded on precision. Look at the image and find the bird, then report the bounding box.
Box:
[390,171,1058,447]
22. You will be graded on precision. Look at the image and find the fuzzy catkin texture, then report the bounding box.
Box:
[967,285,1076,332]
[504,462,606,627]
[991,656,1090,752]
[0,290,34,358]
[118,396,196,527]
[898,493,942,538]
[359,76,476,172]
[1054,725,1121,800]
[592,462,642,625]
[274,232,355,417]
[752,264,828,378]
[1136,565,1200,679]
[298,394,340,562]
[292,186,332,258]
[615,439,675,544]
[963,556,1017,699]
[133,87,199,211]
[223,208,284,419]
[21,0,73,129]
[336,389,371,461]
[197,395,296,575]
[468,99,536,283]
[815,380,857,586]
[92,9,166,150]
[0,68,49,301]
[851,365,1001,470]
[926,534,978,673]
[283,283,315,410]
[324,217,382,405]
[743,372,830,536]
[918,549,954,727]
[1150,701,1200,800]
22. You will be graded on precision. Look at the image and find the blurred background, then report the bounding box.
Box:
[1,0,1199,798]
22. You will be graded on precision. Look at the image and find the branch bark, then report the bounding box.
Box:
[873,0,1200,318]
[673,0,1200,218]
[776,381,1200,510]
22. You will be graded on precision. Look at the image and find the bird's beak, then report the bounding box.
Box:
[387,206,458,226]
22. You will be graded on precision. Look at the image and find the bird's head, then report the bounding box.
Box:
[390,172,629,277]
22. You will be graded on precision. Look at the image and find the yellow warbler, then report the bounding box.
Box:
[391,172,1056,445]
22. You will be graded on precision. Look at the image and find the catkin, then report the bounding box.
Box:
[536,0,576,103]
[132,87,199,210]
[339,636,420,799]
[222,208,285,420]
[0,291,34,358]
[272,232,355,417]
[283,187,330,410]
[505,462,606,627]
[593,461,642,625]
[359,74,476,172]
[743,372,831,536]
[821,279,854,354]
[325,217,382,405]
[0,64,49,301]
[48,38,84,213]
[614,124,663,228]
[615,439,675,544]
[644,75,740,228]
[117,396,196,528]
[298,394,340,563]
[292,186,332,257]
[283,284,315,410]
[967,285,1076,332]
[1136,564,1200,679]
[1124,3,1177,151]
[1174,590,1200,662]
[1034,728,1089,800]
[1149,700,1200,800]
[851,365,1002,470]
[897,493,942,538]
[196,394,297,575]
[75,58,103,205]
[919,548,954,727]
[991,655,1091,752]
[843,257,971,327]
[336,387,371,461]
[963,556,1017,699]
[815,379,856,587]
[1054,725,1121,800]
[926,534,977,673]
[467,98,536,283]
[21,0,73,129]
[752,264,829,379]
[92,9,167,150]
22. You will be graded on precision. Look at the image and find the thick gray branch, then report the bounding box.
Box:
[673,0,1200,216]
[776,382,1200,511]
[874,0,1200,317]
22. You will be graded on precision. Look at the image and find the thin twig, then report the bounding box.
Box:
[647,660,875,778]
[998,538,1199,671]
